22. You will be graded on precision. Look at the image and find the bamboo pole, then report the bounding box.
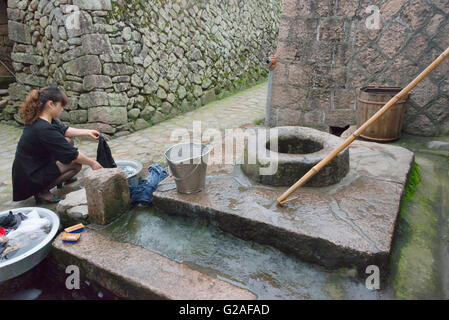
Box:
[277,46,449,206]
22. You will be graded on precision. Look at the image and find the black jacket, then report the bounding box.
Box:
[12,118,79,201]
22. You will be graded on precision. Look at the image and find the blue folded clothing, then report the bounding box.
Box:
[129,164,169,205]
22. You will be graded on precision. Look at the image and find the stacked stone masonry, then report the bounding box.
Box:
[2,0,281,136]
[270,0,449,136]
[0,0,13,78]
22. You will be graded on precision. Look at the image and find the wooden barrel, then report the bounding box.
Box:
[356,86,409,142]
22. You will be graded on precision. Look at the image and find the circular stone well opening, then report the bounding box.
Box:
[242,126,350,187]
[267,136,324,154]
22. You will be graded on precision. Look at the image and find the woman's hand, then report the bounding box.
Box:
[90,160,103,171]
[86,130,100,140]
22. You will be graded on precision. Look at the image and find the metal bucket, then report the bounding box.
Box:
[164,142,210,194]
[0,207,60,282]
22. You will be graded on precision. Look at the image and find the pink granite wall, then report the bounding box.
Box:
[269,0,449,136]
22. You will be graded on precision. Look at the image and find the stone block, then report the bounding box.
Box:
[306,88,332,112]
[275,41,301,62]
[82,168,130,225]
[88,107,127,125]
[81,34,112,55]
[334,89,356,110]
[325,110,356,127]
[127,108,140,120]
[426,96,449,123]
[134,118,149,131]
[11,53,43,65]
[103,63,134,76]
[378,22,410,59]
[201,89,216,105]
[108,93,129,107]
[403,114,437,136]
[8,21,31,44]
[16,73,47,87]
[73,0,112,11]
[314,66,346,89]
[83,75,113,91]
[56,188,89,227]
[427,141,449,150]
[292,17,319,40]
[66,11,94,38]
[76,122,116,134]
[335,0,359,17]
[271,84,307,109]
[140,106,155,120]
[280,0,297,18]
[401,0,432,31]
[381,0,408,20]
[273,107,302,126]
[63,55,102,77]
[319,18,346,41]
[8,83,27,100]
[69,110,88,124]
[61,47,84,62]
[288,64,313,87]
[79,91,109,109]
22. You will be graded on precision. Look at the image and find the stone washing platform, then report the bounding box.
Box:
[51,230,256,300]
[154,139,414,271]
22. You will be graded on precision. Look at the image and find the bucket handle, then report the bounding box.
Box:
[172,162,202,182]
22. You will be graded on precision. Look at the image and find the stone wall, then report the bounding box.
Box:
[270,0,449,136]
[2,0,281,136]
[0,0,13,80]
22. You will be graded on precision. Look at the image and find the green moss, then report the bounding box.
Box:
[253,118,265,126]
[400,162,421,213]
[323,280,346,300]
[390,160,441,299]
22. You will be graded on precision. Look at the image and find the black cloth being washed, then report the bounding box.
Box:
[0,211,27,230]
[12,118,79,201]
[96,135,117,169]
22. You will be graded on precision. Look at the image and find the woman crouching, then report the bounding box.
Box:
[12,87,103,204]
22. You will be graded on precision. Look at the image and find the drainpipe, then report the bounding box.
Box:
[265,54,276,127]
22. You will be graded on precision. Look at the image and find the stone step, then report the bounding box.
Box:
[0,89,8,96]
[153,139,414,272]
[51,229,257,300]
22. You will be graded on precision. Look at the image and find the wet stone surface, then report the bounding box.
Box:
[51,229,257,300]
[154,139,414,271]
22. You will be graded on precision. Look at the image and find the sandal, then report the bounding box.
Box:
[57,177,78,189]
[34,194,66,204]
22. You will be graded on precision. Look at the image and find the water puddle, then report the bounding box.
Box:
[118,165,138,178]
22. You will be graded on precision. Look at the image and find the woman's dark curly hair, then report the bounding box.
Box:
[20,86,68,125]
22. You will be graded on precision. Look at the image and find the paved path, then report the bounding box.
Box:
[0,82,267,211]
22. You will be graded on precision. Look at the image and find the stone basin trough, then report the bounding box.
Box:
[153,126,414,272]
